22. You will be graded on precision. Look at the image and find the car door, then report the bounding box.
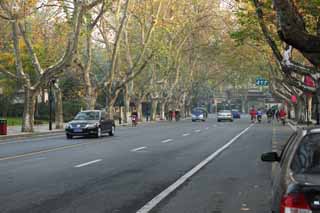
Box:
[272,132,298,212]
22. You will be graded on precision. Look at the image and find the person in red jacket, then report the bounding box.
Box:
[249,106,257,122]
[279,108,286,118]
[279,108,287,125]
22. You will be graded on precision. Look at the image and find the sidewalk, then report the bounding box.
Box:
[0,123,66,141]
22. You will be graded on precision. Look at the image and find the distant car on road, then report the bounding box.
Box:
[217,110,233,122]
[262,127,320,213]
[231,109,241,119]
[191,107,208,122]
[65,110,115,139]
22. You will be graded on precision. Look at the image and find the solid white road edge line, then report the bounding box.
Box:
[136,123,254,213]
[182,133,190,137]
[288,122,297,131]
[161,139,173,143]
[131,146,147,152]
[74,159,102,168]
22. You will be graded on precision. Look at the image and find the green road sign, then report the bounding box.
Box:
[256,77,269,86]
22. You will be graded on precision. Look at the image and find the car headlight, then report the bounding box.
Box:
[86,123,98,128]
[192,115,196,118]
[199,114,203,118]
[65,123,72,129]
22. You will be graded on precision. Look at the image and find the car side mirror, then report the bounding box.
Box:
[261,152,280,162]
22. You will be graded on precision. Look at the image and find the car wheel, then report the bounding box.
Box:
[66,134,73,139]
[109,126,115,136]
[96,127,102,138]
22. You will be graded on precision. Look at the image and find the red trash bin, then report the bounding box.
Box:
[0,119,7,135]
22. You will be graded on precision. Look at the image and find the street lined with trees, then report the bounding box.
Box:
[0,0,270,132]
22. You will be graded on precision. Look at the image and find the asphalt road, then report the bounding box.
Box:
[0,115,292,213]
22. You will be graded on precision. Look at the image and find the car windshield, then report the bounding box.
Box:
[192,110,204,115]
[74,111,100,121]
[291,133,320,174]
[219,110,231,113]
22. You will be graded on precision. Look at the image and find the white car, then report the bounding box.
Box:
[217,110,233,122]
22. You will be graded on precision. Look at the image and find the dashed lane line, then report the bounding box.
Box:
[136,123,254,213]
[74,159,102,168]
[161,139,173,143]
[131,146,147,152]
[182,133,190,137]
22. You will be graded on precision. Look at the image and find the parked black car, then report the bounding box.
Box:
[262,127,320,213]
[65,110,115,139]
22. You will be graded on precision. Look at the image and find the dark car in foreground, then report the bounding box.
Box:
[65,110,115,139]
[261,127,320,213]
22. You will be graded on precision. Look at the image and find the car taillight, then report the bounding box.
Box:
[280,193,312,213]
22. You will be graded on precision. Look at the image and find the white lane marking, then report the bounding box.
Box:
[161,139,173,143]
[182,133,190,137]
[195,129,201,133]
[136,124,254,213]
[205,127,209,130]
[74,159,102,168]
[22,157,46,162]
[131,146,147,152]
[288,122,297,131]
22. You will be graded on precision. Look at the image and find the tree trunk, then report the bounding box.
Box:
[85,89,97,110]
[22,87,37,132]
[151,99,158,121]
[160,101,166,120]
[123,86,130,124]
[295,96,305,123]
[106,95,118,120]
[307,95,313,122]
[53,84,64,129]
[136,100,143,121]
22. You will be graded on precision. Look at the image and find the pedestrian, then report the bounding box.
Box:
[146,110,150,122]
[266,108,273,123]
[249,106,257,123]
[172,111,176,121]
[169,110,173,121]
[279,108,287,125]
[175,110,180,121]
[276,110,280,122]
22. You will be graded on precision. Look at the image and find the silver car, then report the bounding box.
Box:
[217,110,233,122]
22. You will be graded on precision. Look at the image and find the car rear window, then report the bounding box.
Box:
[291,133,320,174]
[219,110,231,113]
